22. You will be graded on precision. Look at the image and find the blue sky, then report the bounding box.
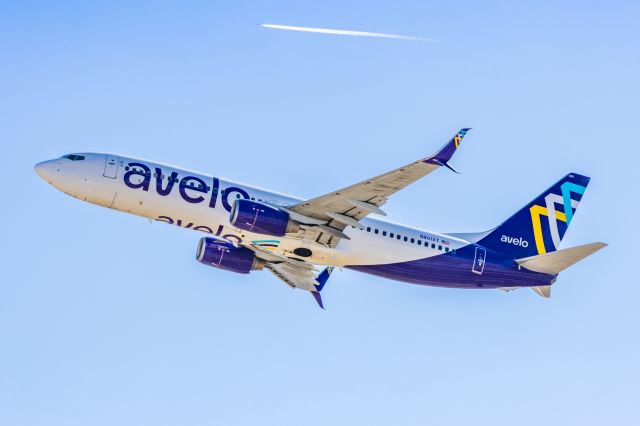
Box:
[1,1,639,425]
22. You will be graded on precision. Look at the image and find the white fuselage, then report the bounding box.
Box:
[35,153,465,267]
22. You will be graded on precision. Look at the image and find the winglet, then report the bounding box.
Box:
[311,291,325,309]
[311,267,335,309]
[423,128,471,172]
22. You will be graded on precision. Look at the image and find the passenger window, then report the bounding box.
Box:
[397,235,401,240]
[418,240,422,245]
[125,166,130,171]
[438,245,442,251]
[374,229,379,234]
[445,247,450,252]
[431,243,436,249]
[410,238,415,243]
[382,231,387,236]
[367,227,371,232]
[404,236,408,242]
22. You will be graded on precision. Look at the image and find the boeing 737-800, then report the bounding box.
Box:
[34,129,605,308]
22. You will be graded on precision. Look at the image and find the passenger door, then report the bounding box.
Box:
[103,155,119,178]
[472,247,487,275]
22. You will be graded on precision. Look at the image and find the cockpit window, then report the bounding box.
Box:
[62,154,85,161]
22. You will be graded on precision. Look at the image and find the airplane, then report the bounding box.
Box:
[34,129,606,308]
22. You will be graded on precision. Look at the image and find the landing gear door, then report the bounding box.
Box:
[472,247,487,275]
[103,155,119,178]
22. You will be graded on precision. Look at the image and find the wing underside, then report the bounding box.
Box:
[244,243,334,308]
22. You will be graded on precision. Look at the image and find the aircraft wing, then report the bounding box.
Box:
[288,128,470,246]
[264,264,334,309]
[243,243,334,308]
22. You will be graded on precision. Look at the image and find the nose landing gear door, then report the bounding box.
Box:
[103,155,119,178]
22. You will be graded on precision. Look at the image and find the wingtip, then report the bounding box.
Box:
[311,291,325,309]
[442,161,460,174]
[423,128,471,167]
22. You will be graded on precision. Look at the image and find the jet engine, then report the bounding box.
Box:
[229,199,299,236]
[196,237,264,274]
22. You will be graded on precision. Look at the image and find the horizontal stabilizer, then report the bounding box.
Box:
[517,242,607,275]
[531,285,551,298]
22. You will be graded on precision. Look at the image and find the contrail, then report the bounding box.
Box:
[260,24,431,42]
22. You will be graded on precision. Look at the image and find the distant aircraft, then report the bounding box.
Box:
[34,129,605,308]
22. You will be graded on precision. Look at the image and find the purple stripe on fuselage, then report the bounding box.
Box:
[346,244,556,289]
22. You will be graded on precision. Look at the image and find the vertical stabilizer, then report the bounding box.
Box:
[478,173,590,258]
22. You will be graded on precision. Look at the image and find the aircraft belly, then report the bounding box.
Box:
[346,246,556,289]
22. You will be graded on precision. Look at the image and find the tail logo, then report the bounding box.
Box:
[529,182,586,254]
[501,235,529,247]
[453,129,468,148]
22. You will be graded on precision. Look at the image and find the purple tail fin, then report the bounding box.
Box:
[478,173,590,258]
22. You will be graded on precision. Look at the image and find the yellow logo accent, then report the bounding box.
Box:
[529,205,567,254]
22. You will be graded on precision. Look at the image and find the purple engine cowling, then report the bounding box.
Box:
[196,237,264,274]
[229,199,299,236]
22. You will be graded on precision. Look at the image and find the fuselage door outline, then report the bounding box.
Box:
[472,246,487,275]
[103,155,119,179]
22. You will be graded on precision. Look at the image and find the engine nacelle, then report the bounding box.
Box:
[229,199,299,236]
[196,237,264,274]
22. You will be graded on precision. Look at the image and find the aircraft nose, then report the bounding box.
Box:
[34,160,55,182]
